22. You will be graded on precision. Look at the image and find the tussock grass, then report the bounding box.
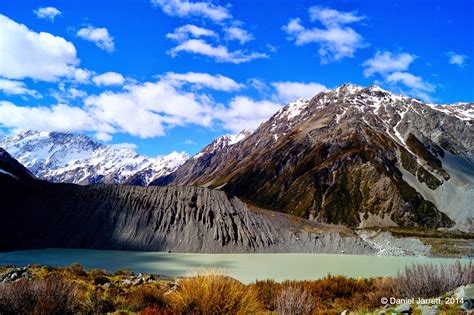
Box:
[168,269,264,314]
[0,262,470,314]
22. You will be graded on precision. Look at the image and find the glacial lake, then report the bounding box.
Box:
[0,249,471,284]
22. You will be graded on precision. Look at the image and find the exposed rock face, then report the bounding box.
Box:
[156,85,473,231]
[0,171,373,254]
[0,130,188,185]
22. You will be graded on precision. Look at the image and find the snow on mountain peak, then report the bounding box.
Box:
[0,130,189,185]
[192,128,252,159]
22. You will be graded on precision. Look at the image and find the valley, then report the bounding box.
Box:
[0,85,473,258]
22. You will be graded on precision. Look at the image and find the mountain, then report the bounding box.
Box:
[155,84,474,232]
[0,130,189,185]
[0,152,373,254]
[0,148,35,180]
[152,129,252,186]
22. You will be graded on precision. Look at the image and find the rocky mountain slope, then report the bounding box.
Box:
[0,148,35,180]
[151,129,252,186]
[0,152,373,254]
[155,84,474,232]
[0,131,188,185]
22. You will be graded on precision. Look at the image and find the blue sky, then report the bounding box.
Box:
[0,0,473,156]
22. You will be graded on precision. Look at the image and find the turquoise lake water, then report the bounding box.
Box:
[0,249,471,283]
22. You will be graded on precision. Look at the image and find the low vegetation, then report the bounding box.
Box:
[0,262,471,314]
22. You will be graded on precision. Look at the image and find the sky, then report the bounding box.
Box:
[0,0,473,157]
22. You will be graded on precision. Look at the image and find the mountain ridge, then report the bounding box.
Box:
[0,153,374,254]
[155,84,473,232]
[0,130,189,185]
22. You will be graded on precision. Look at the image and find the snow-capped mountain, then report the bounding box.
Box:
[156,84,473,232]
[150,129,252,186]
[0,130,189,185]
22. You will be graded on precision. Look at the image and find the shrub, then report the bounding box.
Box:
[126,285,168,312]
[141,306,177,314]
[168,270,263,314]
[394,261,473,298]
[252,279,282,311]
[69,263,87,277]
[0,275,82,314]
[275,285,313,315]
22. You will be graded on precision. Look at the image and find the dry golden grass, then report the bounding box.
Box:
[168,269,264,314]
[0,263,468,314]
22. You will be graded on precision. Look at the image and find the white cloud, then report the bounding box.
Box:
[283,6,366,64]
[272,81,327,103]
[214,96,281,132]
[95,132,113,142]
[184,139,197,145]
[362,50,435,102]
[92,72,125,86]
[0,14,79,81]
[77,26,115,53]
[111,142,138,149]
[52,84,88,102]
[247,78,269,93]
[385,72,435,93]
[163,72,242,91]
[84,80,216,138]
[309,6,364,26]
[151,0,230,22]
[224,26,254,44]
[73,68,94,83]
[166,24,217,41]
[67,88,88,99]
[0,79,40,98]
[446,51,468,68]
[33,7,62,21]
[168,39,268,63]
[362,51,416,77]
[0,101,111,133]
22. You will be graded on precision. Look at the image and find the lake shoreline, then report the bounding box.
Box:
[0,248,471,284]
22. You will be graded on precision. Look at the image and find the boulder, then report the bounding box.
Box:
[393,303,411,313]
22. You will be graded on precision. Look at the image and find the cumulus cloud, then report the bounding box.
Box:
[283,6,366,63]
[84,79,217,138]
[168,39,267,63]
[362,51,416,77]
[0,101,111,133]
[309,6,364,26]
[363,50,435,102]
[163,72,242,91]
[446,51,468,68]
[94,132,113,142]
[0,14,79,81]
[33,7,62,21]
[224,26,254,44]
[272,81,327,103]
[73,68,93,83]
[92,72,125,86]
[214,96,281,132]
[77,26,115,52]
[0,74,281,140]
[166,24,217,41]
[385,72,435,92]
[151,0,230,22]
[0,79,40,98]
